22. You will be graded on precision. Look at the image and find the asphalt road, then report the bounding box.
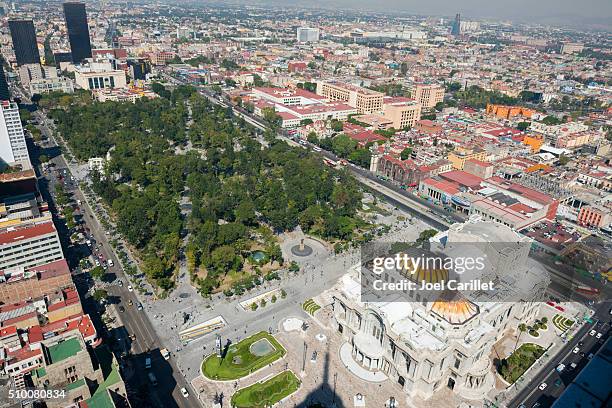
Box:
[508,302,611,408]
[22,94,201,408]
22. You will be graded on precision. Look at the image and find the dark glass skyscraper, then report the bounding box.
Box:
[451,13,461,36]
[0,59,10,101]
[63,2,92,64]
[8,19,41,65]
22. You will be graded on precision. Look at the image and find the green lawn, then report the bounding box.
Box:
[302,299,321,316]
[201,331,286,380]
[498,343,545,384]
[552,314,574,332]
[231,371,300,408]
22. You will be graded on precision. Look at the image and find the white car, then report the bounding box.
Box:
[180,387,189,398]
[573,347,580,354]
[556,363,565,373]
[538,383,547,391]
[127,285,133,292]
[589,330,596,336]
[596,332,602,339]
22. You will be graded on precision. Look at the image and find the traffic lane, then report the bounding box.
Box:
[70,195,198,408]
[35,92,199,408]
[524,326,607,407]
[513,319,597,406]
[512,303,609,406]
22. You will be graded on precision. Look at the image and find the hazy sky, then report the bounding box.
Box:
[238,0,612,26]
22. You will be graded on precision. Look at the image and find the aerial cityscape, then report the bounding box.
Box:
[0,1,610,408]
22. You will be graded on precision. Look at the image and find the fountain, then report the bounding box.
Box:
[291,238,313,257]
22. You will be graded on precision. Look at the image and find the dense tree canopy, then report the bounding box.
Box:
[50,87,364,295]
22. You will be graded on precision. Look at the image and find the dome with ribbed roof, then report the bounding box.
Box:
[430,290,479,325]
[398,254,449,284]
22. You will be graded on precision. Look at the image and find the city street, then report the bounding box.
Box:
[23,94,200,408]
[509,302,611,408]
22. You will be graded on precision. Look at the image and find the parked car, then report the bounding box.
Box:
[180,387,189,398]
[538,383,547,391]
[573,347,580,354]
[127,285,133,292]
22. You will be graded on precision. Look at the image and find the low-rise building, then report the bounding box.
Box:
[30,77,75,95]
[316,81,384,114]
[382,97,422,129]
[408,83,444,109]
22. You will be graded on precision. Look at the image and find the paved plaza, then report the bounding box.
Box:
[134,201,431,405]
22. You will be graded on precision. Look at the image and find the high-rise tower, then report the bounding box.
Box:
[451,13,461,36]
[8,19,41,65]
[63,2,92,64]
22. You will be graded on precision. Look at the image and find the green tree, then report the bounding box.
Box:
[541,115,562,126]
[331,134,358,158]
[151,82,171,99]
[400,148,413,160]
[93,289,108,302]
[330,119,343,132]
[514,323,527,352]
[417,229,438,244]
[262,107,282,129]
[517,122,531,131]
[90,266,105,280]
[307,131,318,144]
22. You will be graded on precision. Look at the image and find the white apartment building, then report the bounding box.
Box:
[0,220,64,271]
[30,77,74,95]
[0,101,29,165]
[297,27,320,43]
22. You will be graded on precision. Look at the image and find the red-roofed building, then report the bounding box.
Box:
[346,130,387,147]
[1,259,72,305]
[439,170,483,190]
[0,220,63,272]
[463,159,494,179]
[288,62,308,73]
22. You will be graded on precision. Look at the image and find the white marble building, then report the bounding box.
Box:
[331,218,549,402]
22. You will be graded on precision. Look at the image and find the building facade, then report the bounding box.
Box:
[0,101,29,165]
[382,98,422,129]
[74,68,127,90]
[316,81,384,114]
[330,219,547,401]
[410,84,445,109]
[8,19,40,66]
[297,27,320,43]
[63,2,92,64]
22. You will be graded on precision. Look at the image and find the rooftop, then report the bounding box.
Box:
[47,337,82,364]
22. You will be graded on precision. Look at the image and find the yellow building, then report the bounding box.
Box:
[523,135,544,152]
[382,97,422,129]
[316,81,384,114]
[410,83,445,109]
[447,147,487,170]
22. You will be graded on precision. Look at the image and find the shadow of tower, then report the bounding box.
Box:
[295,349,346,408]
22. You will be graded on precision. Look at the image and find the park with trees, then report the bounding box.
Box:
[42,85,370,297]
